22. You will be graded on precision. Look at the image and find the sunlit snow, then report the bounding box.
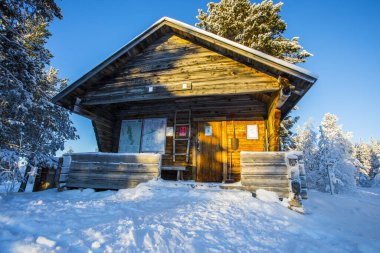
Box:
[0,180,379,252]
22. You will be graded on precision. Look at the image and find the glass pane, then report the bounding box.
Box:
[118,120,142,153]
[141,118,167,153]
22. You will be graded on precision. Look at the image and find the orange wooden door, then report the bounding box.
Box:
[196,122,223,182]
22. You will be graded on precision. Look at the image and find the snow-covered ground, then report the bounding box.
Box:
[0,180,379,253]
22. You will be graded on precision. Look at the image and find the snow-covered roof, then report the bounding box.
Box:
[53,17,318,106]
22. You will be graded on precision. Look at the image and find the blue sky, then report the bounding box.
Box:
[48,0,380,155]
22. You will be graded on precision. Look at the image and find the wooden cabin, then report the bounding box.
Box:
[53,17,317,190]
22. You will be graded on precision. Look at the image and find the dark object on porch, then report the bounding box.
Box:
[161,166,186,180]
[32,166,58,192]
[291,180,301,195]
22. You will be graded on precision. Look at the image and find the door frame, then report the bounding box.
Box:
[195,120,228,182]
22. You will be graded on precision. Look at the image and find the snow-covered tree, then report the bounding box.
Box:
[353,141,373,186]
[0,149,23,192]
[0,1,77,183]
[293,120,318,188]
[0,1,77,156]
[316,113,356,193]
[369,138,380,177]
[197,0,312,63]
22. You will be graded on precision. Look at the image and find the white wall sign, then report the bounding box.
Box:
[247,124,258,140]
[166,127,174,137]
[205,126,212,136]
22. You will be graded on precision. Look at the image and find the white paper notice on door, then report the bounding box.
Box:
[247,124,258,139]
[205,126,212,136]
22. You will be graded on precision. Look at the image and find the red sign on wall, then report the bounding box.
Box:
[179,126,188,137]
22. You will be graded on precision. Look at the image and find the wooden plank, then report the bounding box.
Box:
[69,162,159,173]
[240,152,285,163]
[67,179,147,189]
[93,75,275,94]
[241,174,288,180]
[161,166,187,171]
[241,164,288,175]
[222,121,228,182]
[82,86,278,105]
[70,153,161,164]
[241,177,288,188]
[67,173,158,181]
[193,117,226,122]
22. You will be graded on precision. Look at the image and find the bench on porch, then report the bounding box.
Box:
[161,166,186,181]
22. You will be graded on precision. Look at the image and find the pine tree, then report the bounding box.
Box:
[197,0,312,64]
[0,0,77,167]
[317,113,356,193]
[280,114,299,151]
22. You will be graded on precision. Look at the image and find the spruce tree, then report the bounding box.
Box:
[280,114,299,151]
[0,0,77,166]
[197,0,312,64]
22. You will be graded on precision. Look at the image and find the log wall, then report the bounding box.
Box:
[81,33,279,105]
[240,152,289,198]
[66,153,161,189]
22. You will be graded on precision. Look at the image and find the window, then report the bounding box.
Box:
[118,118,167,154]
[118,120,142,153]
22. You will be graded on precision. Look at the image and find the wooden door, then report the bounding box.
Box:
[196,122,223,182]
